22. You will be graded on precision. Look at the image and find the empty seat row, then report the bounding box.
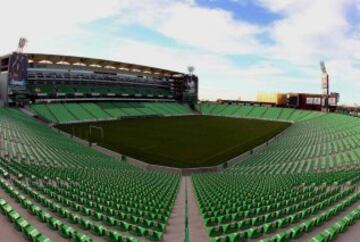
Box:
[31,102,193,123]
[0,107,181,241]
[0,197,51,242]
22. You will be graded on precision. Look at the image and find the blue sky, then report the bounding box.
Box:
[197,0,282,25]
[1,0,360,105]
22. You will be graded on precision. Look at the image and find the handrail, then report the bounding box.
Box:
[184,180,190,242]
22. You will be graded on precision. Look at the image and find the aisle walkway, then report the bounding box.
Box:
[187,176,208,242]
[163,177,186,242]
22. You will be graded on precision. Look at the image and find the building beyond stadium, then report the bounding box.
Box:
[0,52,198,106]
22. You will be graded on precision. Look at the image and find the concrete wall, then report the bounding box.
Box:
[0,72,8,107]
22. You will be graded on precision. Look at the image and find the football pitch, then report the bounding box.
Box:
[57,115,291,168]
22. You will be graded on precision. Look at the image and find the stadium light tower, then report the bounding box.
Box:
[16,37,28,53]
[320,61,329,112]
[187,66,195,76]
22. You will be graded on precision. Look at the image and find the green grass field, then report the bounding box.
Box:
[57,116,290,168]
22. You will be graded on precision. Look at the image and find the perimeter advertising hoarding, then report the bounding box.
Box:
[8,53,28,91]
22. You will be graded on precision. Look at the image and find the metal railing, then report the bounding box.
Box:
[184,180,190,242]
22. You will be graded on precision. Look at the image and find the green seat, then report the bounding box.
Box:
[222,222,238,234]
[245,227,262,239]
[48,217,62,230]
[118,221,131,232]
[92,212,103,221]
[59,208,70,218]
[273,231,291,242]
[335,218,349,232]
[105,216,116,226]
[24,225,41,242]
[263,222,277,234]
[69,213,80,224]
[36,235,52,242]
[315,214,326,225]
[22,199,32,209]
[8,210,21,222]
[60,224,75,238]
[145,229,162,241]
[259,239,271,242]
[290,224,304,239]
[80,218,92,230]
[130,225,146,236]
[308,232,328,242]
[303,219,316,232]
[238,219,251,230]
[0,198,7,207]
[276,217,289,228]
[92,224,106,236]
[81,207,91,216]
[227,232,246,242]
[38,211,51,223]
[73,232,92,242]
[208,226,223,237]
[150,221,165,232]
[289,213,301,224]
[325,226,338,240]
[1,204,13,215]
[15,217,30,231]
[29,205,41,216]
[107,231,122,242]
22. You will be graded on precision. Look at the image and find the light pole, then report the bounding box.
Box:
[187,66,195,107]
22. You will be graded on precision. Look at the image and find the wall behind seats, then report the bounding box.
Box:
[0,72,9,106]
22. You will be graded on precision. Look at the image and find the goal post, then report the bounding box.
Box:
[89,125,104,145]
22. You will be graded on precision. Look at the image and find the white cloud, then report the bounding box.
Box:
[106,38,284,100]
[108,0,360,103]
[259,1,351,62]
[0,0,123,54]
[256,0,360,104]
[157,3,262,54]
[1,0,360,103]
[110,1,263,55]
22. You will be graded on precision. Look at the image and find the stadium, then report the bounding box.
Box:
[0,34,360,242]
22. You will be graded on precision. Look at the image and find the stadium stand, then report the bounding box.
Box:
[197,103,325,122]
[3,98,360,242]
[192,172,360,241]
[26,84,173,99]
[46,104,77,123]
[189,103,360,241]
[231,113,360,174]
[80,103,112,120]
[0,196,51,242]
[27,85,55,97]
[262,107,282,120]
[309,205,360,242]
[31,102,194,123]
[0,108,180,241]
[63,103,94,121]
[1,49,358,241]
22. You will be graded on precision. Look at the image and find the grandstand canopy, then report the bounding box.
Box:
[25,53,184,78]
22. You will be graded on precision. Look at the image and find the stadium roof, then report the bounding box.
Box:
[9,52,185,78]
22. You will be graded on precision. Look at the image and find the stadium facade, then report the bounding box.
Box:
[0,52,198,106]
